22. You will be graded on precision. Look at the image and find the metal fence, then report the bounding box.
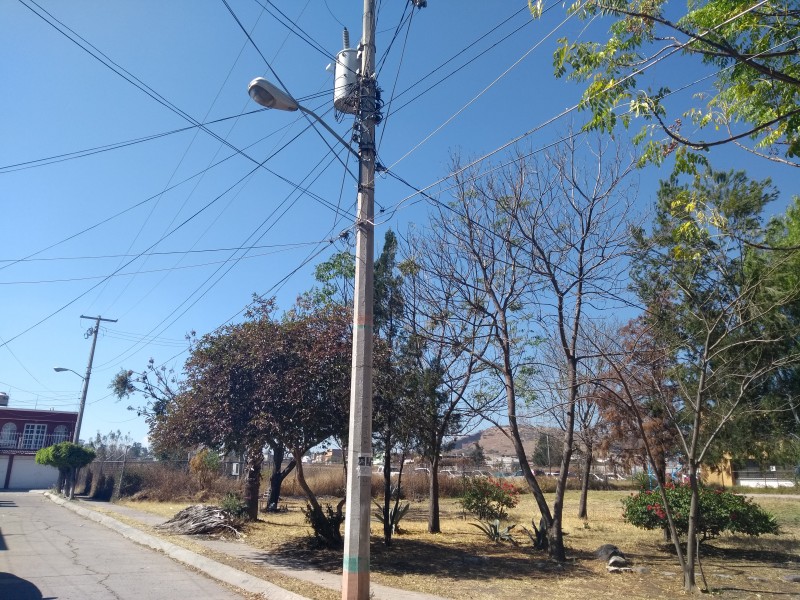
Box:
[734,469,798,488]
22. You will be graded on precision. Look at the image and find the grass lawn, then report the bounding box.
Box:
[118,489,800,599]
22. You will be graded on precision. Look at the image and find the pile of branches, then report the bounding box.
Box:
[155,504,242,537]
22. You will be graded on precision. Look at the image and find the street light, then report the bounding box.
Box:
[248,78,359,160]
[54,366,89,443]
[53,367,83,379]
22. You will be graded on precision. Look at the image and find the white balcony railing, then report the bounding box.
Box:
[0,432,72,451]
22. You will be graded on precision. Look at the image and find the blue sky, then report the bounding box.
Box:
[1,1,795,445]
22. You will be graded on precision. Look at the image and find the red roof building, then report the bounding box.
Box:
[0,401,78,489]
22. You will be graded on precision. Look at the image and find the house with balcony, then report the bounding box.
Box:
[0,393,78,489]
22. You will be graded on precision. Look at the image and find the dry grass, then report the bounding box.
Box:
[118,489,800,600]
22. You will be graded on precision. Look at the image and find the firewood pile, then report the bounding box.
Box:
[155,504,242,536]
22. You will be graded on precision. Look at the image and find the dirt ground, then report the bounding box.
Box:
[119,490,800,599]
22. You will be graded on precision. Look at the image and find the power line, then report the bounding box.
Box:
[377,0,773,218]
[0,109,266,174]
[384,4,580,173]
[0,241,317,265]
[94,145,355,370]
[0,243,320,285]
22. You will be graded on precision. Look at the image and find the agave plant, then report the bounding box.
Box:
[373,501,411,534]
[471,519,517,544]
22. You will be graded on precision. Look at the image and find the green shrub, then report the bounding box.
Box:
[622,483,780,541]
[460,477,520,520]
[302,503,344,548]
[189,449,221,488]
[91,473,116,501]
[220,492,248,520]
[118,471,144,497]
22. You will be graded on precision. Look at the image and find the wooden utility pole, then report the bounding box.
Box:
[74,315,117,443]
[342,0,377,598]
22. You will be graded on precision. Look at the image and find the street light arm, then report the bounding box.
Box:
[297,105,359,161]
[53,367,85,380]
[248,76,359,160]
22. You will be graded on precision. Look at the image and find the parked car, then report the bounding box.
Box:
[513,469,544,477]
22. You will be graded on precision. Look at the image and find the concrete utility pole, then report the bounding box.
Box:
[74,315,117,443]
[342,0,377,598]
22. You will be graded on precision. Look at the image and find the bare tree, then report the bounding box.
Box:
[418,135,635,559]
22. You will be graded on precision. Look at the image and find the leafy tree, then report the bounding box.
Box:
[628,167,800,592]
[150,299,351,523]
[36,442,96,499]
[189,448,221,488]
[372,230,418,546]
[539,0,800,167]
[89,430,139,462]
[591,319,681,488]
[467,442,486,467]
[398,242,486,534]
[530,433,552,469]
[307,250,356,308]
[110,357,183,423]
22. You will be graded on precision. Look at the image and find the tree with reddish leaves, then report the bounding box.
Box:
[591,318,680,490]
[149,299,351,524]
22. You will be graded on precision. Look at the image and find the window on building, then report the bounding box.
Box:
[21,424,47,449]
[0,423,16,447]
[52,425,69,443]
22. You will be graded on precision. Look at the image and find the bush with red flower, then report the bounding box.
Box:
[622,483,779,541]
[460,477,520,520]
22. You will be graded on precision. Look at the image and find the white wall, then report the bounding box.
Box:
[6,456,58,489]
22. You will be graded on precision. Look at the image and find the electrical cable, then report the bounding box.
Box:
[0,158,268,351]
[93,143,354,370]
[19,0,358,192]
[385,4,535,116]
[0,105,356,275]
[384,5,581,173]
[93,7,275,315]
[0,241,319,265]
[378,0,773,217]
[376,5,416,150]
[375,1,411,76]
[248,0,336,61]
[0,243,320,286]
[0,109,266,174]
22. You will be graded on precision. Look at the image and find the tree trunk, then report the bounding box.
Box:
[243,449,264,521]
[428,453,441,533]
[293,451,321,513]
[684,467,701,592]
[68,467,76,500]
[577,446,592,519]
[382,434,393,545]
[266,444,295,511]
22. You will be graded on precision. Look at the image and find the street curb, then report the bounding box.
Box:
[44,492,311,600]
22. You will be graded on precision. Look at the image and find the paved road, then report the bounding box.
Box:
[0,490,246,600]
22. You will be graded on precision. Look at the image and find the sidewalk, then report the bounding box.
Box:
[44,492,448,600]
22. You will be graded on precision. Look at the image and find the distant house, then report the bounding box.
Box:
[316,448,344,464]
[0,394,78,489]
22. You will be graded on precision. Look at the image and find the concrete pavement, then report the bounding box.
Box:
[0,490,251,600]
[43,492,449,600]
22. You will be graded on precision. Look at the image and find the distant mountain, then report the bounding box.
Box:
[450,425,563,458]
